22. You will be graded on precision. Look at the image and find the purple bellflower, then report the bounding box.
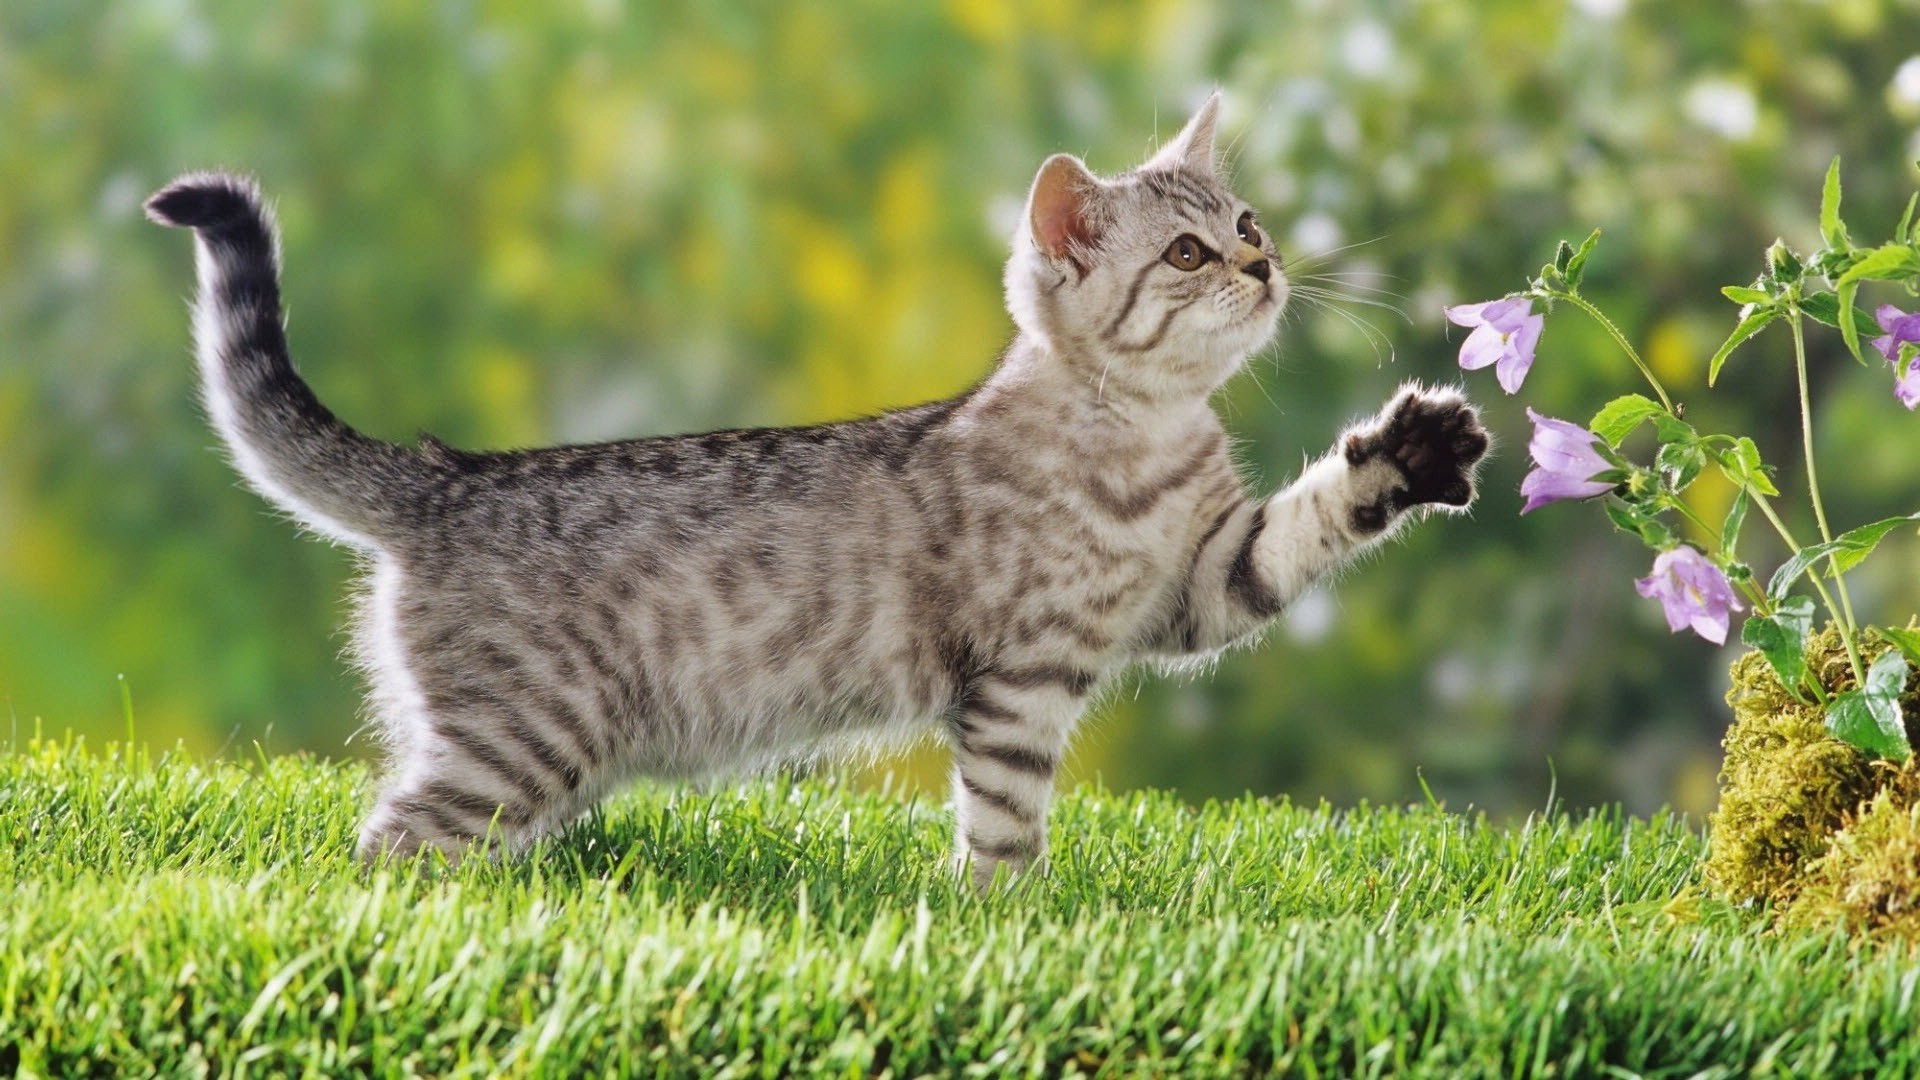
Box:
[1445,296,1544,394]
[1521,408,1615,513]
[1635,546,1741,646]
[1870,304,1920,411]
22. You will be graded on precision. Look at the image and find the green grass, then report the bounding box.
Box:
[2,738,1917,1078]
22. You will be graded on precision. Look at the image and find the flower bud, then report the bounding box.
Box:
[1766,239,1803,281]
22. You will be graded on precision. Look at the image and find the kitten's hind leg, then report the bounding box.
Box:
[946,665,1091,891]
[356,710,572,864]
[357,756,536,865]
[354,560,612,863]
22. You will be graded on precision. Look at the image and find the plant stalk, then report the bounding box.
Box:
[1787,308,1866,687]
[1562,292,1675,413]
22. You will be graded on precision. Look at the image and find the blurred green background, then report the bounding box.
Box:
[5,0,1920,817]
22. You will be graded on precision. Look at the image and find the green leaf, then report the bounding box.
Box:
[1810,247,1856,279]
[1564,229,1600,289]
[1709,308,1780,385]
[1899,192,1919,246]
[1824,651,1912,762]
[1797,291,1881,339]
[1554,239,1574,274]
[1604,499,1674,549]
[1835,243,1920,285]
[1715,435,1778,497]
[1834,245,1920,364]
[1836,279,1866,364]
[1655,441,1705,492]
[1721,286,1771,305]
[1742,596,1814,691]
[1602,499,1638,534]
[1588,394,1663,448]
[1819,157,1848,250]
[1650,413,1697,445]
[1720,488,1749,554]
[1767,513,1920,601]
[1828,518,1920,575]
[1880,626,1920,668]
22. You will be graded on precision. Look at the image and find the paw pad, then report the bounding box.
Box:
[1349,388,1489,510]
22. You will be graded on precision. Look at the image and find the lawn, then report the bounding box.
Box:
[3,737,1917,1078]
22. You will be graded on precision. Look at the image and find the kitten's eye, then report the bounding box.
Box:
[1164,235,1206,271]
[1236,211,1263,248]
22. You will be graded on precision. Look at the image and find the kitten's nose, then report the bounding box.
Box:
[1242,257,1271,282]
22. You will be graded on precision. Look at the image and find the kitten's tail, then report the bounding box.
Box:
[146,172,432,550]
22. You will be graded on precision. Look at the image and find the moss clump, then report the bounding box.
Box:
[1787,784,1920,943]
[1705,623,1920,940]
[1703,633,1877,905]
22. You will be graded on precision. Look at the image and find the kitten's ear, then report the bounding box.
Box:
[1026,153,1107,263]
[1146,91,1221,174]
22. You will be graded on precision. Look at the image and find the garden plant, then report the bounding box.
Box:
[1452,160,1920,939]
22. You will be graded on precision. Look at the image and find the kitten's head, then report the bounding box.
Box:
[1004,93,1285,401]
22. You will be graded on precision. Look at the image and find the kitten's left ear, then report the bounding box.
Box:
[1145,91,1221,174]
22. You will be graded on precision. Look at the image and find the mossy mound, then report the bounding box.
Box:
[1788,786,1920,943]
[1704,633,1878,905]
[1704,624,1920,940]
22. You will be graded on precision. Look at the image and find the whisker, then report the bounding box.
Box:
[1290,289,1397,365]
[1296,271,1406,291]
[1237,352,1283,415]
[1290,286,1397,322]
[1291,284,1407,310]
[1295,277,1410,303]
[1291,285,1412,325]
[1253,328,1302,380]
[1285,235,1390,275]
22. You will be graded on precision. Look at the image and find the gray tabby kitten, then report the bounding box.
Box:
[146,94,1487,888]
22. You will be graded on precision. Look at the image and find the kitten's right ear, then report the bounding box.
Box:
[1025,154,1107,265]
[1145,92,1221,174]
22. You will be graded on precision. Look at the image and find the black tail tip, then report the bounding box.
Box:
[144,172,264,230]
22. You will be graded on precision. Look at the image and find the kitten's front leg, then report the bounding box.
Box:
[946,670,1089,891]
[1141,384,1487,658]
[1257,383,1488,603]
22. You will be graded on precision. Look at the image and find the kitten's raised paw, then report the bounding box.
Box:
[1345,385,1490,511]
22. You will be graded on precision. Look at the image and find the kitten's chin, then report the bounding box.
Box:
[1233,291,1284,349]
[1251,282,1287,322]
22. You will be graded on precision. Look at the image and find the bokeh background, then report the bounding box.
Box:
[5,0,1920,817]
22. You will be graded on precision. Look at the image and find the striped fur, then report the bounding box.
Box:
[145,94,1487,890]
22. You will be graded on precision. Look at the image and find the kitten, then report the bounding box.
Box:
[146,94,1487,888]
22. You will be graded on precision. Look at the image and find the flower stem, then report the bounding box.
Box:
[1789,311,1850,622]
[1562,292,1675,413]
[1788,308,1859,634]
[1664,496,1772,613]
[1664,496,1719,545]
[1748,488,1804,550]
